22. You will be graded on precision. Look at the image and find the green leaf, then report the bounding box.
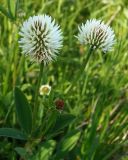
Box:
[43,110,58,136]
[7,0,14,18]
[56,130,81,158]
[0,4,13,19]
[15,147,28,159]
[7,0,19,19]
[53,113,76,132]
[15,0,19,18]
[0,128,27,140]
[14,87,32,135]
[47,113,76,137]
[102,142,127,160]
[31,140,56,160]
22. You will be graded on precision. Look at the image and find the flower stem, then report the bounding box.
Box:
[83,46,93,70]
[76,46,93,80]
[33,62,44,130]
[68,47,93,91]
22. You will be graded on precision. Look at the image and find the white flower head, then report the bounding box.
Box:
[77,19,115,52]
[39,84,51,95]
[19,15,63,64]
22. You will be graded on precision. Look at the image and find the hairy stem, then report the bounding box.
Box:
[33,62,44,130]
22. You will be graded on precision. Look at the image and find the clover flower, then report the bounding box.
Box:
[39,84,51,95]
[55,99,64,110]
[19,15,63,64]
[77,19,115,52]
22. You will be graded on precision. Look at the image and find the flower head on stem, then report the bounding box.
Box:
[19,15,63,64]
[77,19,115,52]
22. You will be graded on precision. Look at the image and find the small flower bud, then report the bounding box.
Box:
[55,99,64,110]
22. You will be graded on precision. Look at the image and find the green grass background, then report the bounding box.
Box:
[0,0,128,159]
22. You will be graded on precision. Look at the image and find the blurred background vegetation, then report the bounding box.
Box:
[0,0,128,159]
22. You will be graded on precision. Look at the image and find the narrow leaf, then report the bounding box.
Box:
[14,87,32,135]
[56,130,81,158]
[52,113,76,132]
[47,113,76,138]
[15,147,28,159]
[7,0,14,18]
[31,140,56,160]
[0,4,13,20]
[0,128,27,140]
[15,0,19,18]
